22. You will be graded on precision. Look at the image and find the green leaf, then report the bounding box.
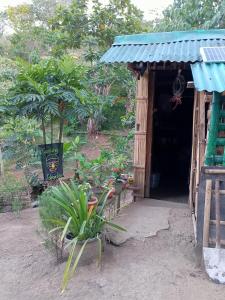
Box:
[70,239,89,280]
[61,239,77,293]
[61,216,72,242]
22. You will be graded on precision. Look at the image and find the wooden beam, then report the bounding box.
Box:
[209,238,225,246]
[204,169,225,174]
[144,71,155,198]
[210,220,225,226]
[149,62,189,71]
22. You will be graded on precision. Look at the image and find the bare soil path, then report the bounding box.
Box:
[0,200,225,300]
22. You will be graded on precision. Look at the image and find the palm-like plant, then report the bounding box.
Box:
[8,56,85,144]
[39,181,125,292]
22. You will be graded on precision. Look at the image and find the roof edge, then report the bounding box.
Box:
[114,29,225,45]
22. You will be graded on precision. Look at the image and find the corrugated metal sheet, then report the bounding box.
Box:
[191,63,225,93]
[100,29,225,63]
[114,29,225,45]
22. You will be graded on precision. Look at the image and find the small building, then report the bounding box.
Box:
[101,29,225,245]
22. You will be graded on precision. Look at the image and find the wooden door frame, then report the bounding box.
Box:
[189,91,207,216]
[144,71,155,197]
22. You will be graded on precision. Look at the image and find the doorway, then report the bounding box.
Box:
[150,69,194,202]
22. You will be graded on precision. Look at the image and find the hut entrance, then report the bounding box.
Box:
[150,69,194,202]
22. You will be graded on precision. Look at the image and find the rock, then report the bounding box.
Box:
[32,201,39,208]
[106,201,170,246]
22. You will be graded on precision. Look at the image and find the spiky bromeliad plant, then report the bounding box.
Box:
[39,180,125,292]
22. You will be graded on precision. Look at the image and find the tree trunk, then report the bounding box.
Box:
[41,117,47,145]
[0,144,4,178]
[51,115,54,144]
[59,117,64,144]
[58,101,65,144]
[87,118,96,136]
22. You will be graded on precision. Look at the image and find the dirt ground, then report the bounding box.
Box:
[0,201,225,300]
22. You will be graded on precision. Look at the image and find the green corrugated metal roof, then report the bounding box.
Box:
[101,29,225,63]
[191,63,225,93]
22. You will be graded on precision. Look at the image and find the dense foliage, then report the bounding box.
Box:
[0,0,224,187]
[155,0,225,31]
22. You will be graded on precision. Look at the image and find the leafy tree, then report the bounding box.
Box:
[7,4,34,32]
[89,0,146,51]
[0,117,42,165]
[155,0,225,31]
[0,12,7,37]
[0,57,17,98]
[51,0,89,52]
[51,0,147,54]
[6,1,60,60]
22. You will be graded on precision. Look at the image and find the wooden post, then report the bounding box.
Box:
[189,90,199,211]
[199,92,206,169]
[215,179,221,248]
[145,71,155,197]
[203,179,212,247]
[194,91,207,217]
[133,69,149,197]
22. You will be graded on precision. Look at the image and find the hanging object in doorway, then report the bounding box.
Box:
[170,70,186,110]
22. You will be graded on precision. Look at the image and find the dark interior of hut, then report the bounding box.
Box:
[150,68,194,202]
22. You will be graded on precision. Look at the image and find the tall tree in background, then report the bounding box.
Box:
[51,0,89,53]
[155,0,225,31]
[89,0,146,51]
[6,1,61,60]
[51,0,147,54]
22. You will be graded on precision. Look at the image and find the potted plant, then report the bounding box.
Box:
[78,182,98,210]
[39,180,125,293]
[110,154,128,194]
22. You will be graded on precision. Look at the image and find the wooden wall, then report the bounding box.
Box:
[133,69,154,197]
[133,70,148,197]
[189,91,210,216]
